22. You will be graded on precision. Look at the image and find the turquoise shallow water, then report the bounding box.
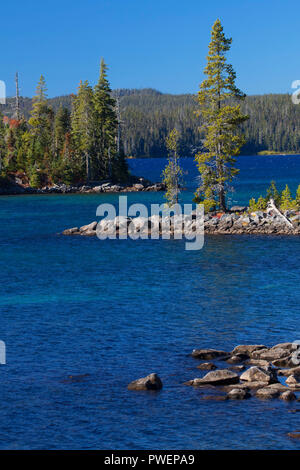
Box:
[0,155,300,449]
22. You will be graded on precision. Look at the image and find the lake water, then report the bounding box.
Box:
[0,155,300,449]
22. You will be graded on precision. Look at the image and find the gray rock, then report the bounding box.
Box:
[191,348,228,360]
[245,359,271,368]
[278,366,300,377]
[232,345,266,356]
[80,221,98,232]
[240,366,278,384]
[229,365,246,372]
[196,362,217,370]
[227,388,251,400]
[252,347,290,361]
[256,387,280,399]
[128,373,162,391]
[227,354,248,364]
[192,369,239,386]
[62,227,79,235]
[230,206,247,213]
[286,375,298,385]
[280,391,296,401]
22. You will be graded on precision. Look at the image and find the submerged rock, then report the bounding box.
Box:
[196,362,217,370]
[191,348,228,360]
[227,388,251,400]
[128,373,162,391]
[280,391,296,401]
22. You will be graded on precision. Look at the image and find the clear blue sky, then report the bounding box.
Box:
[1,0,298,98]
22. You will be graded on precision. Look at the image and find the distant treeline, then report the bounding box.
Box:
[2,88,300,157]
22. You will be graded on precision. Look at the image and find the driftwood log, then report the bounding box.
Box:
[266,198,294,229]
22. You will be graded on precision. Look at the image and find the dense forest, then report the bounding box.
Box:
[2,89,299,158]
[0,62,128,187]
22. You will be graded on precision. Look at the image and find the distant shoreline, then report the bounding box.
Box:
[126,153,300,159]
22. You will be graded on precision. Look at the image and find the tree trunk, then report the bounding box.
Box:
[85,152,90,182]
[219,186,226,212]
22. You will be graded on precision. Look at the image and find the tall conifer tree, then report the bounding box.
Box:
[195,19,248,211]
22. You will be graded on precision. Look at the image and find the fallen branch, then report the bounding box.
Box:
[266,198,294,229]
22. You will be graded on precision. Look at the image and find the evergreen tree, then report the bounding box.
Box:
[162,128,183,206]
[54,105,71,158]
[295,184,300,208]
[93,59,128,180]
[194,19,248,211]
[265,180,281,206]
[28,75,54,173]
[0,113,6,173]
[71,80,95,181]
[280,184,293,210]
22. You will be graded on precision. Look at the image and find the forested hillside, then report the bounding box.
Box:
[2,89,299,156]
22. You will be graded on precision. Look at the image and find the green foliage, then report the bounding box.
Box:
[1,90,300,158]
[265,180,281,206]
[249,182,300,212]
[280,184,294,211]
[249,196,267,211]
[162,128,183,207]
[0,65,129,187]
[296,184,300,208]
[195,19,248,211]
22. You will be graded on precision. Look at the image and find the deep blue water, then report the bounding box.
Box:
[0,155,300,450]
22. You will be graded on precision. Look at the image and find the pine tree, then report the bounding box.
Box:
[162,128,183,206]
[265,180,281,206]
[280,184,293,210]
[295,184,300,208]
[71,80,95,181]
[0,112,6,173]
[28,75,54,178]
[94,59,122,180]
[54,105,71,158]
[195,19,248,211]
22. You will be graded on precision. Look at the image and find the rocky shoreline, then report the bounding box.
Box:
[0,176,165,195]
[62,205,300,237]
[128,341,300,404]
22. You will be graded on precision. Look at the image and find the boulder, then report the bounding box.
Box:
[256,387,281,399]
[280,391,296,401]
[80,221,98,232]
[230,206,247,213]
[192,369,239,386]
[272,357,293,368]
[286,375,298,385]
[229,365,246,372]
[227,388,251,400]
[231,345,266,356]
[278,366,300,377]
[287,432,300,439]
[227,354,248,364]
[252,348,290,361]
[240,366,278,384]
[191,348,228,360]
[62,227,79,235]
[272,342,296,352]
[201,395,228,401]
[128,373,162,391]
[245,359,270,368]
[196,362,217,370]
